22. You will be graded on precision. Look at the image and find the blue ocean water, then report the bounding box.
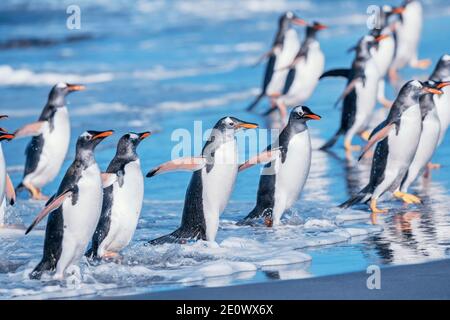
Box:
[0,0,449,298]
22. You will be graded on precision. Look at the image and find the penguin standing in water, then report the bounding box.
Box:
[26,130,113,280]
[399,80,450,192]
[147,117,258,244]
[15,83,85,200]
[86,131,151,259]
[239,106,321,226]
[247,12,306,111]
[320,35,387,154]
[265,22,327,121]
[0,119,15,226]
[339,80,443,213]
[370,5,404,108]
[429,54,450,147]
[389,0,431,83]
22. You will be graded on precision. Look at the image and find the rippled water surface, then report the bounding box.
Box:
[0,0,450,299]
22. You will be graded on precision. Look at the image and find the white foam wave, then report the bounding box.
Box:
[0,65,114,87]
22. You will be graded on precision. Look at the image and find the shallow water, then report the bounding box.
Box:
[0,0,450,299]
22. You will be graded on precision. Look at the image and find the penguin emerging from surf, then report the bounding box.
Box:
[147,117,258,244]
[86,131,151,260]
[15,82,85,200]
[399,80,449,191]
[320,35,388,154]
[389,0,431,83]
[25,130,113,280]
[264,21,327,121]
[239,106,321,226]
[0,118,15,226]
[369,5,404,108]
[339,80,443,213]
[247,11,307,112]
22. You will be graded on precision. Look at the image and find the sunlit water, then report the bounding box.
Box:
[0,0,450,299]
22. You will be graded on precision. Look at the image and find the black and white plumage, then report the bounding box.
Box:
[0,124,15,226]
[26,130,113,280]
[320,35,383,153]
[399,80,449,192]
[247,11,306,111]
[339,80,443,213]
[430,54,450,146]
[240,106,321,226]
[86,131,150,259]
[147,117,258,244]
[15,82,85,200]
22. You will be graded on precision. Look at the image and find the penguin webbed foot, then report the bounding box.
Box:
[369,199,388,214]
[393,191,422,205]
[410,59,432,70]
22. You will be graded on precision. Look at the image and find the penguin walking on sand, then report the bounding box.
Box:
[264,22,327,121]
[320,35,387,154]
[389,0,431,83]
[15,82,85,200]
[86,131,151,260]
[147,117,258,244]
[399,80,450,192]
[239,106,321,226]
[25,130,114,280]
[339,80,444,213]
[0,119,16,226]
[247,11,307,111]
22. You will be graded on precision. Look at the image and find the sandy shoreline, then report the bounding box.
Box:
[114,259,450,300]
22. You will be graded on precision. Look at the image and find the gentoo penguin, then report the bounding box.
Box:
[389,0,431,83]
[339,80,443,213]
[429,54,450,147]
[26,130,113,280]
[320,35,387,154]
[0,121,15,226]
[15,82,85,200]
[247,12,306,111]
[370,5,404,107]
[399,80,450,192]
[265,22,327,121]
[86,131,151,259]
[239,106,321,226]
[147,117,258,244]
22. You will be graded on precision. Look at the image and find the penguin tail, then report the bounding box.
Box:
[246,92,265,112]
[237,206,270,225]
[338,186,372,209]
[319,127,344,151]
[148,226,205,245]
[84,247,98,260]
[29,259,54,280]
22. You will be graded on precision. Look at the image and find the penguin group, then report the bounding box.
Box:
[0,0,448,282]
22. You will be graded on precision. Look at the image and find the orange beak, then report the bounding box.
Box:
[0,133,14,140]
[392,6,405,14]
[424,87,443,95]
[314,23,328,30]
[67,84,86,92]
[304,113,321,120]
[92,130,114,140]
[376,34,390,42]
[139,131,152,140]
[237,122,259,129]
[293,18,308,26]
[436,82,450,89]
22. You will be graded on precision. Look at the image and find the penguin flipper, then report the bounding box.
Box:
[146,157,206,178]
[319,128,344,150]
[246,92,265,112]
[320,68,351,80]
[25,190,72,235]
[5,174,16,206]
[239,148,281,172]
[358,122,395,161]
[29,259,54,280]
[13,121,46,138]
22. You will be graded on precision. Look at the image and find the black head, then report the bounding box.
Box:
[289,105,321,122]
[213,117,258,133]
[0,131,14,142]
[116,131,151,157]
[430,54,450,82]
[306,21,327,38]
[422,80,450,94]
[48,82,85,106]
[279,11,307,29]
[400,80,444,101]
[76,130,114,156]
[354,34,389,58]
